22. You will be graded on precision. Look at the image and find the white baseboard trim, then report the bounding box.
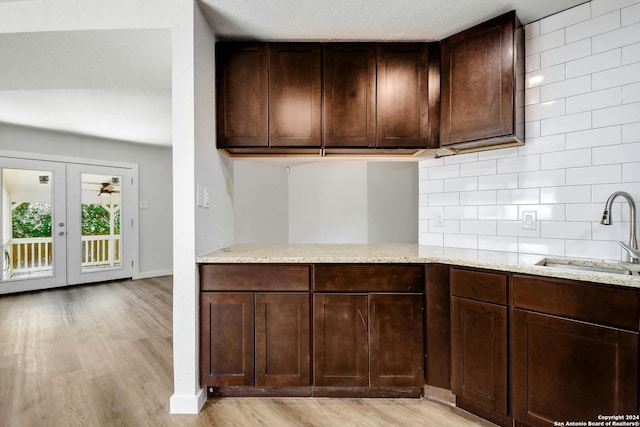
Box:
[169,388,206,414]
[134,269,173,280]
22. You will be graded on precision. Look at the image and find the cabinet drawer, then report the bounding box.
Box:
[200,264,310,291]
[513,274,640,330]
[450,268,508,305]
[314,265,424,292]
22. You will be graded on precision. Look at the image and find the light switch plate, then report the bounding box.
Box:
[522,211,537,230]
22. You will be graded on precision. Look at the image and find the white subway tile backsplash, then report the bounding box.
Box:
[541,185,592,203]
[526,29,565,55]
[519,204,567,221]
[592,22,640,53]
[497,155,541,174]
[477,147,520,161]
[623,82,640,103]
[525,21,540,40]
[478,236,518,252]
[520,134,566,155]
[592,221,632,240]
[541,111,592,136]
[419,167,429,181]
[525,87,541,106]
[622,41,640,64]
[566,203,621,221]
[497,188,540,204]
[622,122,640,142]
[593,102,640,127]
[421,179,444,193]
[566,87,621,114]
[445,206,478,220]
[623,2,640,25]
[541,39,592,68]
[566,10,620,43]
[519,169,566,188]
[420,206,443,220]
[428,164,460,179]
[478,174,519,190]
[459,160,497,177]
[461,220,497,235]
[428,192,459,206]
[541,3,591,34]
[565,239,622,260]
[526,64,566,89]
[592,182,640,201]
[497,221,541,237]
[592,0,640,17]
[541,148,591,170]
[541,221,592,239]
[526,121,541,138]
[566,126,621,150]
[593,61,640,90]
[526,53,541,72]
[593,141,640,164]
[444,234,478,250]
[429,219,459,234]
[460,190,497,206]
[566,49,622,78]
[526,100,566,121]
[518,237,566,256]
[623,162,640,181]
[419,232,443,246]
[566,164,622,184]
[443,152,478,164]
[541,75,592,102]
[444,177,478,192]
[478,205,518,220]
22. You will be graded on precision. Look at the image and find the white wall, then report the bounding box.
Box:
[233,160,289,243]
[419,0,640,261]
[0,123,172,276]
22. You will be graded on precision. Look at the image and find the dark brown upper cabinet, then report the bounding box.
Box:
[440,11,524,153]
[323,43,376,148]
[269,43,322,148]
[376,43,430,149]
[216,43,268,148]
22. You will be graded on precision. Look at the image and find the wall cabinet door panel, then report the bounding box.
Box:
[513,309,639,426]
[269,43,322,147]
[200,292,255,386]
[255,293,311,386]
[323,44,376,148]
[313,294,369,387]
[216,43,268,148]
[451,297,507,416]
[370,294,424,387]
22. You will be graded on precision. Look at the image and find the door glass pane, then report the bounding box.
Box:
[81,173,122,272]
[2,168,54,281]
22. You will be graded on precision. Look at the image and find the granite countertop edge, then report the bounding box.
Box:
[197,244,640,289]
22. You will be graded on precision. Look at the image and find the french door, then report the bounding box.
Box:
[0,157,133,294]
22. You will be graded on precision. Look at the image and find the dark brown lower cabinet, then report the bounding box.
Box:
[370,294,424,387]
[200,292,255,386]
[513,309,639,426]
[451,296,507,416]
[313,294,369,387]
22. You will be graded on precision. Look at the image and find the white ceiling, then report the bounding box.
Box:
[0,0,587,147]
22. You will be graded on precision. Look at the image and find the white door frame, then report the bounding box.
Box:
[0,150,140,285]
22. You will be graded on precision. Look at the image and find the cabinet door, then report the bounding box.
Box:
[255,293,310,386]
[513,309,639,426]
[200,293,254,386]
[376,43,429,148]
[313,294,369,386]
[216,43,268,148]
[370,294,424,387]
[451,297,507,416]
[323,44,376,148]
[440,12,516,145]
[269,43,322,147]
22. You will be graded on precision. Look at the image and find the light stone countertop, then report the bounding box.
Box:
[197,244,640,289]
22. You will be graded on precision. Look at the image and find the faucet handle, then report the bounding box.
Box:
[619,242,640,263]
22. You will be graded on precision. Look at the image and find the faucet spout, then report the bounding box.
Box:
[601,191,638,263]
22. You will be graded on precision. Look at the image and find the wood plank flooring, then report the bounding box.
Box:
[0,276,495,426]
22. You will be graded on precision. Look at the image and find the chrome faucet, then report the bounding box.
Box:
[601,191,638,263]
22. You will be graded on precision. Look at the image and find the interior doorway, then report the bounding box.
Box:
[1,156,134,294]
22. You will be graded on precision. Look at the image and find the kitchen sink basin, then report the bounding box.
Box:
[536,257,640,276]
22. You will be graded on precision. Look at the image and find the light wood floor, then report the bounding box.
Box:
[0,276,496,427]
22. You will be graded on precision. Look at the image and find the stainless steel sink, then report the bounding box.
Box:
[536,257,640,276]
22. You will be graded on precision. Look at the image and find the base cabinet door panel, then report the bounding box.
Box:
[313,294,369,387]
[370,294,424,387]
[451,296,507,416]
[255,293,311,386]
[200,293,255,386]
[513,309,639,426]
